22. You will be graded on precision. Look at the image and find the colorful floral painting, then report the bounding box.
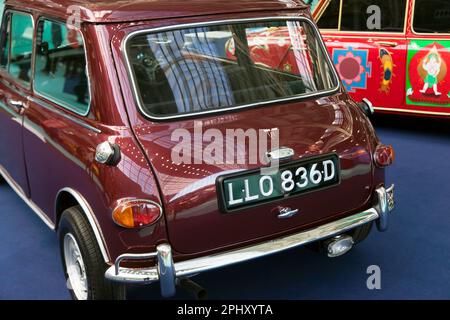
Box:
[333,47,372,93]
[406,40,450,107]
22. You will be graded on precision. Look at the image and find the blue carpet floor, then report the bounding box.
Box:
[0,114,449,299]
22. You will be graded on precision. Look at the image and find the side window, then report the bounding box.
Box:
[413,0,450,34]
[340,0,407,33]
[0,1,4,25]
[34,19,90,115]
[9,12,33,84]
[317,0,340,30]
[0,11,10,68]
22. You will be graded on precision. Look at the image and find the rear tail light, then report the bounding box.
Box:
[113,199,162,229]
[374,144,395,167]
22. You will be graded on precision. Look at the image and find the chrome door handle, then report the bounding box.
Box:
[8,99,24,108]
[375,41,398,48]
[277,208,299,219]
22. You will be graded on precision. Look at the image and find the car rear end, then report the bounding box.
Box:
[104,5,395,297]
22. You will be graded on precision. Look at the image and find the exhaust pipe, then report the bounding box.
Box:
[325,235,354,258]
[177,278,208,300]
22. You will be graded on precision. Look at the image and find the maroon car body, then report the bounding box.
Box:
[0,0,395,299]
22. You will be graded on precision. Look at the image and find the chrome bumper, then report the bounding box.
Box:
[105,185,395,297]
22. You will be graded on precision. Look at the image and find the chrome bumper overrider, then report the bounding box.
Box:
[105,185,395,297]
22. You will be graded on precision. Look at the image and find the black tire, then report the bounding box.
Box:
[350,222,373,244]
[58,206,126,300]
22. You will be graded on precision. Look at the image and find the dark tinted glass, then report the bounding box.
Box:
[317,0,340,29]
[341,0,407,32]
[127,20,337,118]
[413,0,450,34]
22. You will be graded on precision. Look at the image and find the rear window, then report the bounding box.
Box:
[126,19,338,119]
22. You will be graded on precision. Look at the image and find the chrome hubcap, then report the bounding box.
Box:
[64,233,88,300]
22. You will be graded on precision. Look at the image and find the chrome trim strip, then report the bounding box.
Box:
[0,79,28,99]
[0,165,55,229]
[57,188,110,263]
[121,16,341,121]
[27,96,101,133]
[105,185,397,286]
[32,17,92,117]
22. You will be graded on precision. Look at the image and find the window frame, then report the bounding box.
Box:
[411,0,450,35]
[316,0,341,31]
[317,0,409,35]
[123,16,341,121]
[0,9,35,90]
[32,16,92,117]
[0,9,10,71]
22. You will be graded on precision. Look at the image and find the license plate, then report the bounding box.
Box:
[217,154,340,212]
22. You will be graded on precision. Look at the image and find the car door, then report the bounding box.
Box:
[404,0,450,116]
[316,0,409,110]
[22,17,93,219]
[0,9,33,196]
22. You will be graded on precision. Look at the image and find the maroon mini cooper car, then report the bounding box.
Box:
[0,0,395,299]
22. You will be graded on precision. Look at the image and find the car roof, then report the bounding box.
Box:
[6,0,308,24]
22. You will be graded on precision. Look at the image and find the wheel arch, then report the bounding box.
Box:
[55,188,111,263]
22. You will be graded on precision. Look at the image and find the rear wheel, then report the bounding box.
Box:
[58,206,126,300]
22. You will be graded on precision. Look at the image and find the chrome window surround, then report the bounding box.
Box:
[122,16,341,121]
[32,17,92,117]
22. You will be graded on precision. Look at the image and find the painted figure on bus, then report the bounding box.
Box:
[419,46,444,96]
